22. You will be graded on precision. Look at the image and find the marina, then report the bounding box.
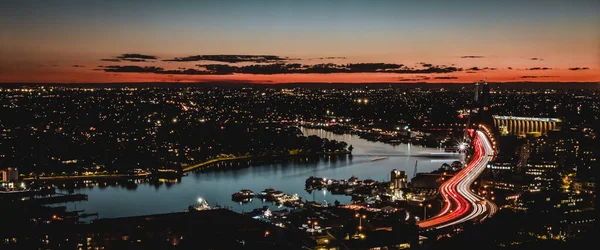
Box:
[234,188,302,207]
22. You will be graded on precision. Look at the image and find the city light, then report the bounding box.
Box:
[418,130,496,229]
[0,78,595,247]
[458,142,468,152]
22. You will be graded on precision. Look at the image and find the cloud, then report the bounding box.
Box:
[528,67,551,70]
[568,67,590,70]
[101,65,231,75]
[461,56,485,58]
[507,67,513,70]
[102,65,165,73]
[101,53,158,62]
[204,63,458,74]
[395,65,461,74]
[196,64,233,71]
[398,75,431,82]
[117,54,157,60]
[346,63,404,72]
[434,76,459,79]
[99,63,463,75]
[530,57,543,61]
[72,65,85,67]
[318,57,347,59]
[121,58,150,62]
[464,67,497,71]
[164,55,289,63]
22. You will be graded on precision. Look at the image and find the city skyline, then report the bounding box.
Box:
[1,0,599,84]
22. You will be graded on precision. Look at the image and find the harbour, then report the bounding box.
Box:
[52,128,459,218]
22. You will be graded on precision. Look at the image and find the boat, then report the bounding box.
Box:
[232,189,255,199]
[232,189,255,203]
[268,191,285,200]
[257,188,275,199]
[257,188,285,201]
[371,156,389,162]
[243,206,272,219]
[276,193,300,203]
[187,197,211,211]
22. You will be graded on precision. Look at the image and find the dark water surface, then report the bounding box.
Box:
[60,128,459,218]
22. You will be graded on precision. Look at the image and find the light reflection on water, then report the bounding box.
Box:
[59,128,459,218]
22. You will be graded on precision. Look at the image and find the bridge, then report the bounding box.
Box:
[417,79,498,230]
[493,115,561,137]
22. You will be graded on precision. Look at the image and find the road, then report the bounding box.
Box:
[417,130,497,230]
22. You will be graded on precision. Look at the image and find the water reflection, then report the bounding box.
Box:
[54,128,459,219]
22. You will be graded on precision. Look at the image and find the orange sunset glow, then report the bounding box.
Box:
[1,0,599,84]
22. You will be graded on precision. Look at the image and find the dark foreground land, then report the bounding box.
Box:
[1,207,313,250]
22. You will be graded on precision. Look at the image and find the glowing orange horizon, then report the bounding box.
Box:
[1,69,598,84]
[1,54,598,84]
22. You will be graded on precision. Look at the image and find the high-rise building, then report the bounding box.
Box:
[481,81,490,111]
[1,167,19,182]
[390,169,408,190]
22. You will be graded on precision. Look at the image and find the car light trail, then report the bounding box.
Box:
[417,130,496,230]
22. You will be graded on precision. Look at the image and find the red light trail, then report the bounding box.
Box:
[417,130,497,229]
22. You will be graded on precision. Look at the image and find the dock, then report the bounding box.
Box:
[24,193,88,205]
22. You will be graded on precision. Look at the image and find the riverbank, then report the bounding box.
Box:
[182,155,252,172]
[47,127,457,218]
[22,151,350,181]
[298,124,458,149]
[22,172,152,181]
[182,150,350,172]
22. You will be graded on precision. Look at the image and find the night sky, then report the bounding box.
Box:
[1,0,598,83]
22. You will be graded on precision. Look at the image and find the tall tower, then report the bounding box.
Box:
[468,79,496,133]
[474,81,480,103]
[481,80,490,111]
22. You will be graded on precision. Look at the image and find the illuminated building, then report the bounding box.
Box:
[487,162,513,171]
[0,167,18,182]
[515,191,595,237]
[493,116,562,137]
[524,161,557,176]
[390,169,407,190]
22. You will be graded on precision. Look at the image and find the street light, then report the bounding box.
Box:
[355,213,366,231]
[307,220,318,235]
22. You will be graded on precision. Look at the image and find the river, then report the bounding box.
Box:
[59,128,460,218]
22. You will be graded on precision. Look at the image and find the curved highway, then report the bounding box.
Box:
[417,130,496,230]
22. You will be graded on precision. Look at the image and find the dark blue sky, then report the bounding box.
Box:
[1,0,598,83]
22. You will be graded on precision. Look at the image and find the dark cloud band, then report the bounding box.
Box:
[100,63,463,75]
[101,53,158,62]
[164,55,289,63]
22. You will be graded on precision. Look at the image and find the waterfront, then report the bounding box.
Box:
[58,128,459,218]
